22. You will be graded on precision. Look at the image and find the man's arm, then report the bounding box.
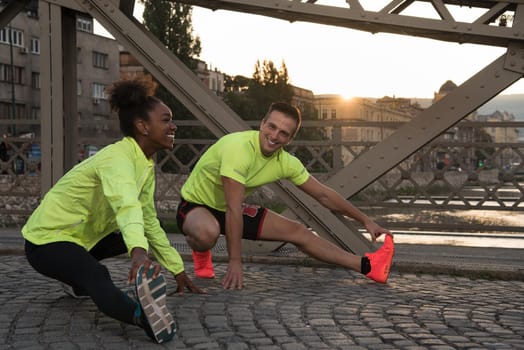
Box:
[298,176,390,241]
[221,176,246,289]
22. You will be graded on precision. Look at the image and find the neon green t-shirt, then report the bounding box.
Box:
[181,130,310,211]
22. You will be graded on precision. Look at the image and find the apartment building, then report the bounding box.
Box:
[0,3,120,144]
[2,4,225,170]
[195,60,225,96]
[0,1,40,137]
[433,80,519,169]
[314,94,414,165]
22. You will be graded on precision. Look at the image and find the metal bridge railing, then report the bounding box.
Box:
[1,119,523,233]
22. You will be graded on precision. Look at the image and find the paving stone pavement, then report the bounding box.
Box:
[2,255,524,350]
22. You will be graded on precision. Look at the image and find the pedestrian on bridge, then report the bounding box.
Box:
[22,78,203,344]
[176,102,394,290]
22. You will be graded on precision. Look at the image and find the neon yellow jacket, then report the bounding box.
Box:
[22,137,184,275]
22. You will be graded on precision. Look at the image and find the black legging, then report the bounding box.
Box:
[25,232,139,325]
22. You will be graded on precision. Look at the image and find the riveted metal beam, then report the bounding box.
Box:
[0,0,31,28]
[39,0,65,192]
[174,0,524,47]
[323,50,523,199]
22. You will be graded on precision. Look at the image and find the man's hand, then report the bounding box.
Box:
[222,259,243,290]
[174,271,207,294]
[365,220,392,242]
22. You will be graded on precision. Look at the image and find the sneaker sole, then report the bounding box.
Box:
[136,265,176,343]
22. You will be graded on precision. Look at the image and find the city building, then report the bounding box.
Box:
[0,1,40,137]
[314,94,414,165]
[290,84,315,111]
[1,4,226,162]
[0,2,120,151]
[195,60,225,96]
[75,14,121,143]
[119,51,226,96]
[432,79,519,170]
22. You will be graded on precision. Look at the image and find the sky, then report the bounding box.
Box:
[96,1,524,99]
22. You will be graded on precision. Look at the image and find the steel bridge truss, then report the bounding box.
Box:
[1,0,523,254]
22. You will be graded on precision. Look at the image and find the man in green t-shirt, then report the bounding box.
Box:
[177,102,394,290]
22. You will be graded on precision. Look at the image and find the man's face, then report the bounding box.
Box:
[258,110,298,157]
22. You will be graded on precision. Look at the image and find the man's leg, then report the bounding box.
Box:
[258,210,394,283]
[180,207,221,278]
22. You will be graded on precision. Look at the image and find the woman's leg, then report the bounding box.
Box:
[89,231,128,261]
[25,240,138,325]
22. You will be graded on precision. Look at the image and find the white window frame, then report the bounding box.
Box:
[0,27,24,47]
[76,17,92,33]
[30,37,40,54]
[92,82,107,100]
[92,51,108,69]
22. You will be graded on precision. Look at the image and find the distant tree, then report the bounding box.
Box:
[224,74,250,93]
[222,74,255,121]
[246,60,294,119]
[142,0,201,69]
[141,0,211,171]
[223,59,294,121]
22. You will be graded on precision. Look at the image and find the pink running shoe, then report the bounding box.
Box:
[365,234,394,283]
[192,250,215,278]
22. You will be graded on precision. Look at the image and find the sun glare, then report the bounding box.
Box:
[341,92,354,100]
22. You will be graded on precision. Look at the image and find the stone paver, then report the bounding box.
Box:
[1,256,524,349]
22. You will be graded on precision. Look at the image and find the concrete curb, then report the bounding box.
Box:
[4,243,523,281]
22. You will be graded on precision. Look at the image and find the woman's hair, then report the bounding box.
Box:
[108,78,161,137]
[264,102,302,138]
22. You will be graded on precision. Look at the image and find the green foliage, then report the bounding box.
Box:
[248,60,294,118]
[141,0,203,127]
[224,60,294,120]
[141,0,212,172]
[141,0,201,69]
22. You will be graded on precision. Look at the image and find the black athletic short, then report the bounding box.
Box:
[176,198,268,240]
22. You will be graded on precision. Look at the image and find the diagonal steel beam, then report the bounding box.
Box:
[324,3,524,198]
[269,47,524,249]
[0,0,31,28]
[73,0,374,253]
[272,47,524,251]
[323,45,524,198]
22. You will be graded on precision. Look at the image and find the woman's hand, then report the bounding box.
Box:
[127,247,161,285]
[174,271,207,294]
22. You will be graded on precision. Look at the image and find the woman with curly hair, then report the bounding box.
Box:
[22,78,203,343]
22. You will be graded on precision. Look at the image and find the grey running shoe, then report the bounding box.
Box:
[135,265,176,343]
